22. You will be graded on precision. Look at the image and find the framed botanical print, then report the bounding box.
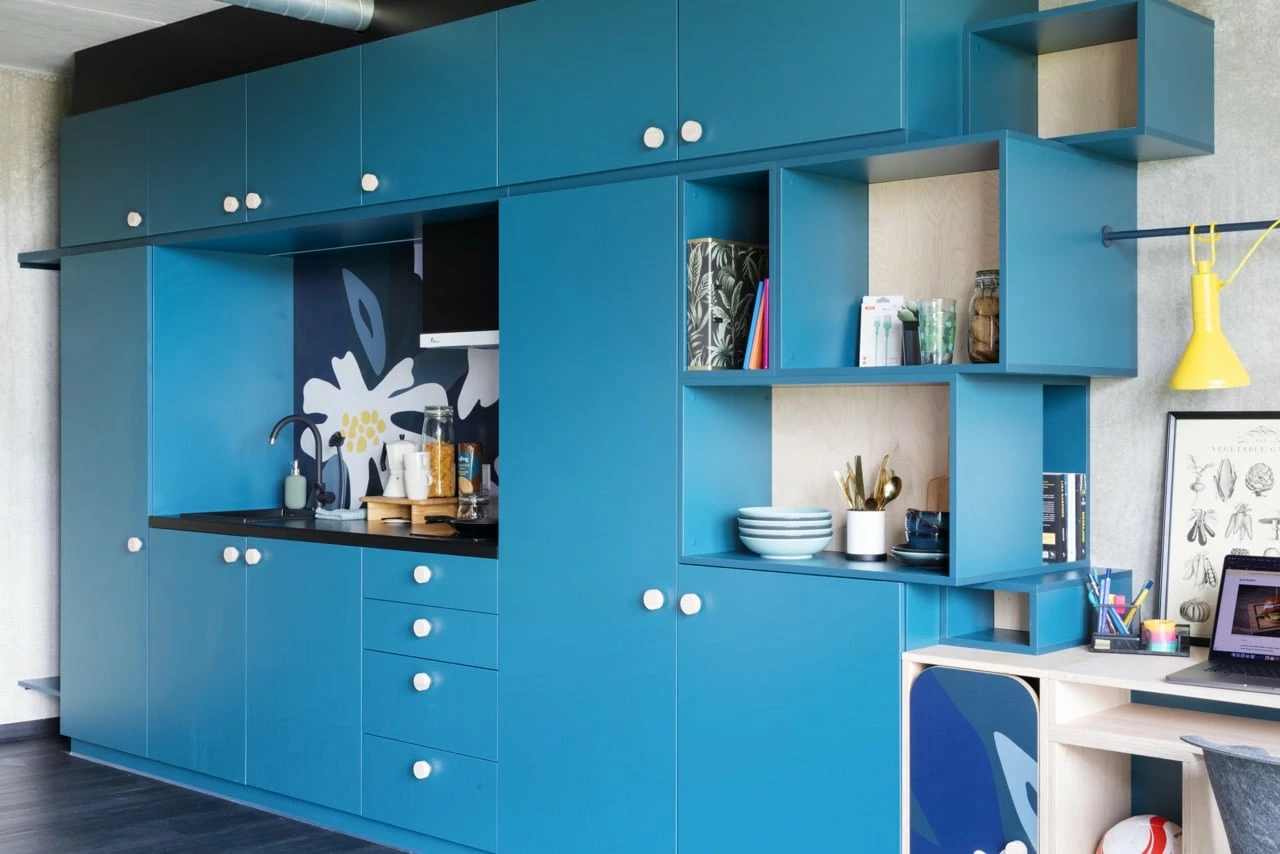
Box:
[1160,411,1280,641]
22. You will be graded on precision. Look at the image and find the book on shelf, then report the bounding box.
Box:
[1042,472,1086,563]
[761,278,770,370]
[744,281,764,370]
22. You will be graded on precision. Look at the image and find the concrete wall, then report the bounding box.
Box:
[0,68,65,727]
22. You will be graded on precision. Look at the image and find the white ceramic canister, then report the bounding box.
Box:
[845,510,887,561]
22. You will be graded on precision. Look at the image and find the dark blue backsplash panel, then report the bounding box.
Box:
[293,242,498,508]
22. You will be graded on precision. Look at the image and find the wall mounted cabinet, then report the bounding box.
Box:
[60,103,149,246]
[361,13,498,203]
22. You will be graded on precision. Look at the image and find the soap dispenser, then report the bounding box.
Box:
[284,460,308,510]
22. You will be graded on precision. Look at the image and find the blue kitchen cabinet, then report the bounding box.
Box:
[147,77,247,235]
[498,178,680,853]
[246,538,361,813]
[60,101,148,246]
[676,565,906,853]
[497,0,678,185]
[59,248,150,755]
[147,529,247,783]
[361,13,497,203]
[246,48,362,221]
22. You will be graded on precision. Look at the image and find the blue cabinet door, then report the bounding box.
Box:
[59,249,150,754]
[246,48,362,221]
[60,102,148,246]
[497,0,678,185]
[246,538,360,813]
[147,77,247,235]
[498,178,680,853]
[677,0,903,159]
[676,565,905,854]
[147,529,246,782]
[362,13,497,203]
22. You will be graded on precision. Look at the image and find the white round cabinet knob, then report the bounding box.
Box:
[679,593,703,616]
[223,195,240,213]
[126,211,143,228]
[412,672,432,692]
[222,546,240,564]
[361,173,380,192]
[642,589,665,611]
[642,127,665,149]
[412,618,432,638]
[244,548,261,566]
[126,537,143,553]
[412,760,432,780]
[413,565,432,584]
[681,120,704,143]
[245,192,262,210]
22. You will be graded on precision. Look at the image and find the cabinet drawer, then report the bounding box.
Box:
[362,734,496,853]
[363,548,496,614]
[363,600,497,670]
[363,651,496,761]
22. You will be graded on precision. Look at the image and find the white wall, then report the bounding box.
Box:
[0,68,64,726]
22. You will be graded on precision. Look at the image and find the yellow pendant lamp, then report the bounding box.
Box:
[1171,221,1280,390]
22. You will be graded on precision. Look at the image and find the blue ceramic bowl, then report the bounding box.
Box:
[905,509,950,551]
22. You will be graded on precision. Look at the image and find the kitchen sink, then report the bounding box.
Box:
[179,507,314,524]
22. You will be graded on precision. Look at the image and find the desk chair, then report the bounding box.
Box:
[1182,735,1280,853]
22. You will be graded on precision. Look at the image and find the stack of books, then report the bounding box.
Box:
[1043,472,1086,563]
[742,278,770,370]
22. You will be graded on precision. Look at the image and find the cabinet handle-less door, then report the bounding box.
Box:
[412,618,432,638]
[642,127,665,150]
[245,192,262,211]
[222,546,240,564]
[678,593,702,616]
[361,173,380,192]
[125,537,144,553]
[413,565,432,584]
[642,589,665,611]
[223,195,240,213]
[680,120,704,144]
[412,760,432,780]
[412,672,432,692]
[244,548,261,566]
[125,211,143,228]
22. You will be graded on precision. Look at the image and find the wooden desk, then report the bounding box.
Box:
[901,645,1280,853]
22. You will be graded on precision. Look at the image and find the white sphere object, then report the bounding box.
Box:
[1095,815,1181,854]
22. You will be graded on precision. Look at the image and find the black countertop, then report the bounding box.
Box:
[150,515,498,559]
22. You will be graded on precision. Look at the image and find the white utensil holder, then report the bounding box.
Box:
[845,510,887,561]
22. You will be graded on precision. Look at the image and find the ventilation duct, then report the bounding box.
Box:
[214,0,374,31]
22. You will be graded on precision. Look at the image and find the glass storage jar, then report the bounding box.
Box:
[968,269,1000,363]
[422,405,456,498]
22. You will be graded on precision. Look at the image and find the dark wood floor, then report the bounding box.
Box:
[0,736,398,853]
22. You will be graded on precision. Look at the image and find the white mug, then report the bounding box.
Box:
[404,451,434,500]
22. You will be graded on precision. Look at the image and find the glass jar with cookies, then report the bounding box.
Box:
[421,405,456,498]
[968,269,1000,363]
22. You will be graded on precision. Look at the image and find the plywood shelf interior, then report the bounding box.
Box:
[1048,701,1280,763]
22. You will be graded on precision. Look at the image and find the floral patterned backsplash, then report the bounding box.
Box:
[293,241,498,509]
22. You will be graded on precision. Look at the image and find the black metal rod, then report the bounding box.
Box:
[1102,219,1280,246]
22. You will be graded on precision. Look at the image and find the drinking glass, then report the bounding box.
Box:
[919,298,956,365]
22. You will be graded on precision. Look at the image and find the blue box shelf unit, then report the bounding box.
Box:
[966,0,1214,162]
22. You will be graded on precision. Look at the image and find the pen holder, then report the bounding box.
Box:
[1090,607,1192,656]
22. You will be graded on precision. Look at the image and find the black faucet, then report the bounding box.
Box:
[268,414,334,510]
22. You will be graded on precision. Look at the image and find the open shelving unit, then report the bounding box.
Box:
[678,131,1127,588]
[966,0,1214,162]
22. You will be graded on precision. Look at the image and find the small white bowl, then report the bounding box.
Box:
[739,532,832,560]
[736,517,833,531]
[738,506,831,522]
[739,526,834,539]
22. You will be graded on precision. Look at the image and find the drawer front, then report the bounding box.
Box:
[363,651,496,761]
[363,548,497,614]
[363,599,497,670]
[362,734,496,853]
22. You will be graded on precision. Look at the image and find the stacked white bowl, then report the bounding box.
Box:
[737,507,833,559]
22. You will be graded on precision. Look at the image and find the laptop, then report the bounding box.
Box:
[1166,554,1280,694]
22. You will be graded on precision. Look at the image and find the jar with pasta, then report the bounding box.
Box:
[422,405,456,498]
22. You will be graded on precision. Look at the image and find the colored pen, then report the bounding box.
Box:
[1099,569,1112,633]
[1123,579,1156,628]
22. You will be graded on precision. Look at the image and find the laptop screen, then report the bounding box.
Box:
[1211,557,1280,661]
